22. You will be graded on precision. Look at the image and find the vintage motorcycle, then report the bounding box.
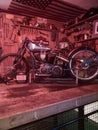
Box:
[0,36,98,83]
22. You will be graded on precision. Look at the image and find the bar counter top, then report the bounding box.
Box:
[0,80,98,129]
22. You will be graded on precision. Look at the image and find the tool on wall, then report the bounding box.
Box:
[9,25,20,42]
[49,24,58,42]
[0,15,3,39]
[0,14,3,29]
[39,31,49,37]
[3,23,10,40]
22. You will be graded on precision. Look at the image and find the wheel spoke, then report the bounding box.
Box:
[69,48,98,82]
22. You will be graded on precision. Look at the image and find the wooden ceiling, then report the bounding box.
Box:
[0,0,87,22]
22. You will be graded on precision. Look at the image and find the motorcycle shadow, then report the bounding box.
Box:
[33,78,98,93]
[33,76,98,86]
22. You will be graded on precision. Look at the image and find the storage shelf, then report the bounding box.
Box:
[65,14,98,30]
[74,37,98,44]
[18,24,53,32]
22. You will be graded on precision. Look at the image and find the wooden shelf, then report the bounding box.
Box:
[65,14,98,30]
[74,37,98,44]
[18,24,53,32]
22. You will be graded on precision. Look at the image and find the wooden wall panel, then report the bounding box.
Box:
[0,12,65,55]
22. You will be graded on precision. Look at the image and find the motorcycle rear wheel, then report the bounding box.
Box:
[69,48,98,82]
[0,53,29,83]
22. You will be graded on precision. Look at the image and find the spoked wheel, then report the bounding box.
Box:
[0,53,29,83]
[69,48,98,82]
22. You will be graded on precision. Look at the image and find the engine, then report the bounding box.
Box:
[38,63,63,77]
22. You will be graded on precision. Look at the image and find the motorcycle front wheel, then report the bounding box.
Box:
[0,53,29,83]
[69,48,98,82]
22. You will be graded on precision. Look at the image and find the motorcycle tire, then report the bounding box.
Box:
[0,53,29,84]
[69,47,98,82]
